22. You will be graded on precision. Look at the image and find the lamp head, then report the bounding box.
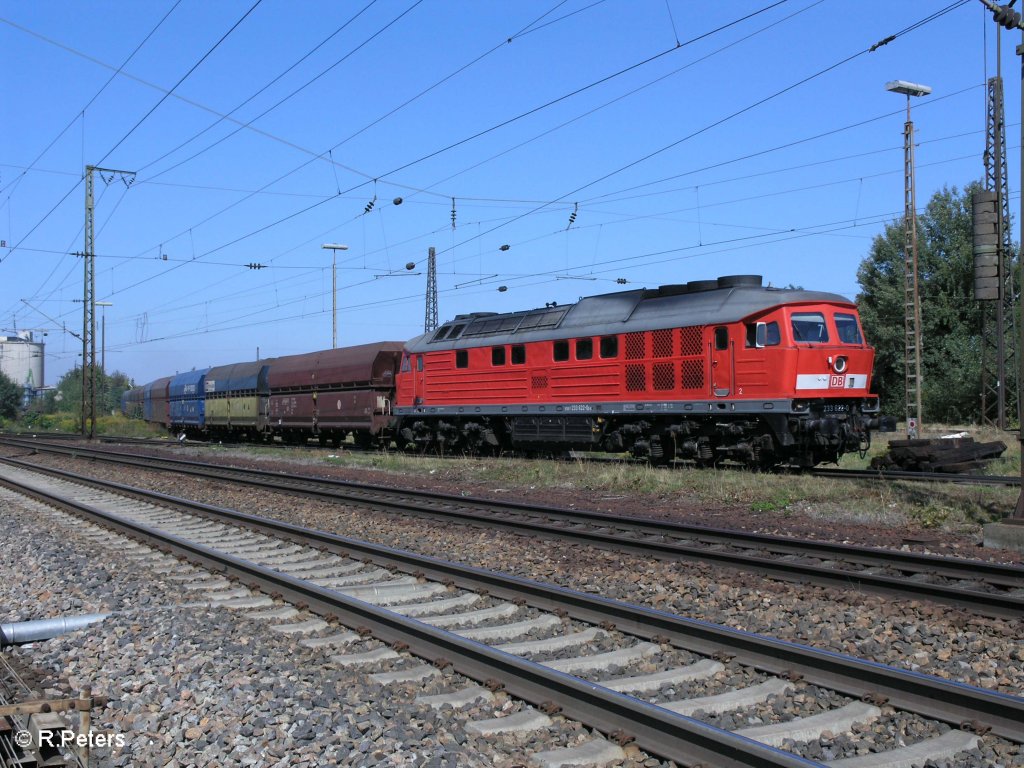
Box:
[885,80,931,97]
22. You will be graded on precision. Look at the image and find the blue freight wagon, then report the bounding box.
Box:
[168,368,210,436]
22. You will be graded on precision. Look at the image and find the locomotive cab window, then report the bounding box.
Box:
[600,335,618,358]
[416,355,424,372]
[400,354,411,373]
[745,321,780,348]
[491,346,506,366]
[714,327,729,350]
[553,340,570,362]
[511,345,526,365]
[835,313,863,344]
[791,312,829,343]
[455,350,468,369]
[576,338,593,360]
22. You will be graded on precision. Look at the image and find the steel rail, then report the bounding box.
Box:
[0,470,816,768]
[6,438,1021,579]
[7,432,1018,485]
[2,459,1021,744]
[809,466,1021,486]
[4,441,1022,618]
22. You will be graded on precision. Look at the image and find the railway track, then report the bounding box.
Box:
[808,466,1021,487]
[1,460,1020,768]
[7,431,1017,486]
[3,437,1024,620]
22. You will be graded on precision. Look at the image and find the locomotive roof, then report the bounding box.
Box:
[405,276,854,352]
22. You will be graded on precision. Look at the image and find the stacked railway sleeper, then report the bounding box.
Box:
[0,462,1021,767]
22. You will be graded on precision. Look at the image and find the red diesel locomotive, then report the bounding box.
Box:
[129,275,889,466]
[393,275,888,467]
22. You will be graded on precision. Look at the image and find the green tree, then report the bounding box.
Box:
[45,367,134,419]
[102,370,133,415]
[857,183,996,424]
[0,370,22,418]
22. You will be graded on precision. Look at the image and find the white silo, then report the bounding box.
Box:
[0,331,45,394]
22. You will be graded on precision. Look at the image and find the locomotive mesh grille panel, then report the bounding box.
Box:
[625,332,646,360]
[681,359,704,390]
[652,329,673,358]
[531,375,548,389]
[626,364,645,392]
[680,326,703,356]
[653,362,675,390]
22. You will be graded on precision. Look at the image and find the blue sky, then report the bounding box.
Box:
[0,0,1012,386]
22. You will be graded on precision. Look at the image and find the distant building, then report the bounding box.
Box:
[0,331,45,405]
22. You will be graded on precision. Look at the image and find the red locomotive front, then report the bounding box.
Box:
[394,275,888,467]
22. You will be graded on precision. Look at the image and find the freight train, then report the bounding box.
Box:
[123,275,891,467]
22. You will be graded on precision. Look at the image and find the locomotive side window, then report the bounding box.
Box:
[745,321,780,348]
[600,336,618,359]
[835,313,863,344]
[416,355,424,372]
[553,340,570,362]
[511,345,526,365]
[455,350,468,368]
[576,338,593,360]
[791,312,829,343]
[714,327,729,350]
[492,346,506,366]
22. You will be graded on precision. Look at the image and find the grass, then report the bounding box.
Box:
[13,411,1017,536]
[2,412,167,438]
[304,430,1019,535]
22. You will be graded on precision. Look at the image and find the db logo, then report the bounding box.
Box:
[829,374,846,388]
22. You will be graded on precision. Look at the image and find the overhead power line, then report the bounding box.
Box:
[0,1,182,266]
[0,0,180,205]
[430,0,976,267]
[106,0,797,291]
[97,0,264,165]
[372,0,791,183]
[136,0,380,175]
[140,0,423,181]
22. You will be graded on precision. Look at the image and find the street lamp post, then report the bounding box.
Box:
[886,79,931,439]
[321,244,349,348]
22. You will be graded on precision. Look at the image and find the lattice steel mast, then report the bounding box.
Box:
[979,69,1018,428]
[424,246,438,333]
[81,164,134,439]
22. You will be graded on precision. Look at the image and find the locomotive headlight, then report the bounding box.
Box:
[833,355,848,374]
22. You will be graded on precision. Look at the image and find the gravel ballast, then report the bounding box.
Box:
[3,445,1024,767]
[0,488,672,767]
[17,448,1019,695]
